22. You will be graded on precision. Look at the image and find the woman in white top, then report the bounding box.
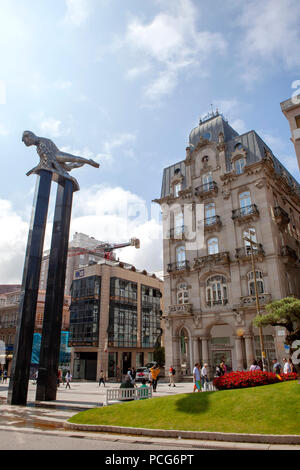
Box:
[283,358,291,374]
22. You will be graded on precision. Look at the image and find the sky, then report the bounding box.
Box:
[0,0,300,283]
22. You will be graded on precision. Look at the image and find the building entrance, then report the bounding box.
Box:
[212,350,232,372]
[73,352,97,380]
[122,352,132,374]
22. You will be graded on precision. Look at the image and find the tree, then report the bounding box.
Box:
[253,297,300,369]
[153,346,165,367]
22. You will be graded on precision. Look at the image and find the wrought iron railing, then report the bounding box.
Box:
[195,181,218,196]
[232,204,259,219]
[167,260,190,272]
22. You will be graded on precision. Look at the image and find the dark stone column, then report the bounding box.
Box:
[36,178,74,401]
[7,170,52,405]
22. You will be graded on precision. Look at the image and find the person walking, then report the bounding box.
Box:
[65,371,72,389]
[283,358,292,374]
[98,370,106,387]
[193,363,201,392]
[2,369,7,383]
[249,359,261,371]
[168,365,176,387]
[201,363,209,391]
[150,364,160,392]
[288,358,294,373]
[272,359,282,375]
[220,361,227,375]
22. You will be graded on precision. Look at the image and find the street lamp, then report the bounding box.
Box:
[243,232,267,371]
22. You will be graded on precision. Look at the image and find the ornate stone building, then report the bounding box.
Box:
[154,111,300,378]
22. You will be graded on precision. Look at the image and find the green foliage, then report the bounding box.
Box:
[253,297,300,348]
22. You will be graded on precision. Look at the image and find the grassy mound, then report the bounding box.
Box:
[68,381,300,435]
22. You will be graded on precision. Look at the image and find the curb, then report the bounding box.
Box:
[63,422,300,445]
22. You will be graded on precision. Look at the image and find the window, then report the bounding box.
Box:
[239,191,252,214]
[295,115,300,128]
[202,172,213,191]
[177,283,189,304]
[206,275,228,306]
[235,142,243,150]
[243,227,257,254]
[205,202,216,219]
[174,212,184,237]
[235,158,245,175]
[174,183,181,198]
[207,237,219,255]
[247,271,264,295]
[176,245,186,267]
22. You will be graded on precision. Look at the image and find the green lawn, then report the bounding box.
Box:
[68,381,300,435]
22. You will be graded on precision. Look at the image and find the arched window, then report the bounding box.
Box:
[177,282,189,304]
[247,271,264,295]
[235,142,243,150]
[174,211,184,237]
[207,237,219,255]
[174,182,181,198]
[206,275,228,306]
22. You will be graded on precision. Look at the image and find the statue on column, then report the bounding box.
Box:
[22,130,100,191]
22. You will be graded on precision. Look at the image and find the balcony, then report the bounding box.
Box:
[280,245,298,263]
[168,303,193,315]
[195,181,218,199]
[273,206,290,227]
[167,260,190,273]
[204,215,222,232]
[232,204,259,224]
[240,293,271,307]
[206,299,228,308]
[193,251,230,269]
[235,244,265,262]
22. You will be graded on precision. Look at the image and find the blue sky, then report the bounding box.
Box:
[0,0,300,282]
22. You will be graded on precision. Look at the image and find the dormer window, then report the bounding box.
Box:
[174,182,181,198]
[235,158,245,175]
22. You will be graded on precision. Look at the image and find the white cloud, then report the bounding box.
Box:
[40,117,64,137]
[64,0,92,27]
[0,200,29,283]
[237,0,300,82]
[71,185,163,272]
[123,0,227,102]
[0,184,163,283]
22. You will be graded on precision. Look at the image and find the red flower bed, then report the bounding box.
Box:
[213,371,297,390]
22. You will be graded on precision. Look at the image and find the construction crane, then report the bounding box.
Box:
[68,237,140,261]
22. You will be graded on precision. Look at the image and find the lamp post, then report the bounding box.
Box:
[243,232,267,371]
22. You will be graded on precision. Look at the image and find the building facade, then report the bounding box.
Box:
[69,260,163,381]
[281,94,300,170]
[154,111,300,378]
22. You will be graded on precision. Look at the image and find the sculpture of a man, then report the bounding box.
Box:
[22,130,100,190]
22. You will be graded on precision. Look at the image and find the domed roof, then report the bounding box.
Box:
[189,112,239,150]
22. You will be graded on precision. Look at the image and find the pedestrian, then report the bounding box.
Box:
[57,369,62,388]
[288,358,294,373]
[193,363,201,392]
[150,364,160,392]
[139,378,150,399]
[98,369,106,387]
[131,367,136,387]
[168,365,176,387]
[249,359,261,371]
[214,365,222,377]
[201,363,209,391]
[283,358,292,374]
[2,369,7,383]
[65,371,72,389]
[272,358,282,375]
[220,361,227,375]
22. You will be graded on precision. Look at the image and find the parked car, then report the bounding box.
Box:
[135,367,150,382]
